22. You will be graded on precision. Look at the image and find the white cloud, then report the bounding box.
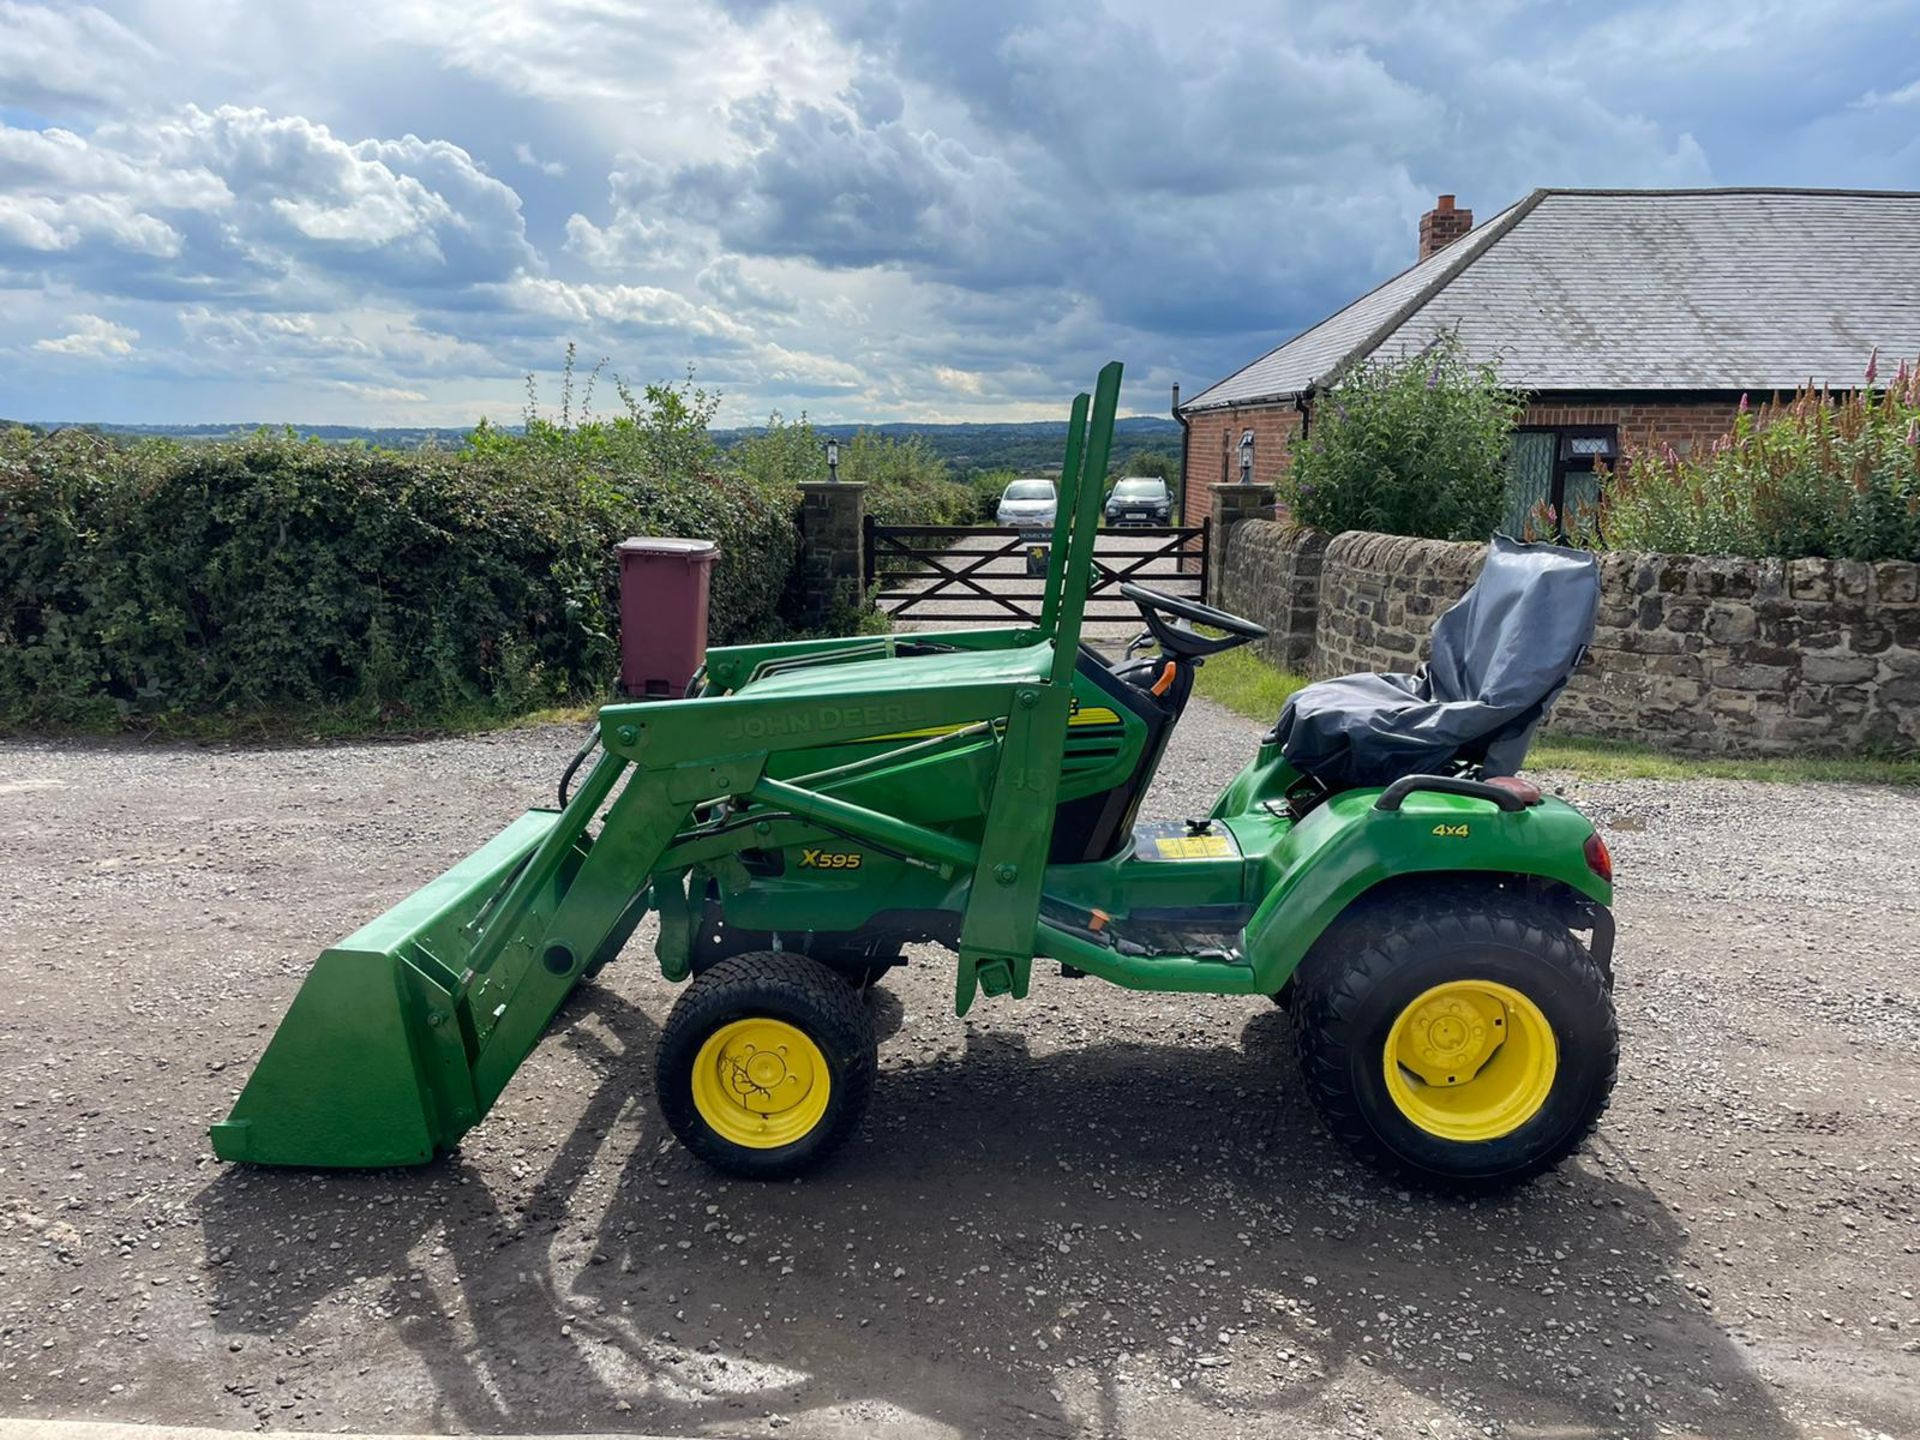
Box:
[119,106,540,282]
[0,0,1907,427]
[0,193,181,256]
[744,341,864,393]
[173,304,506,375]
[323,378,429,403]
[366,0,851,160]
[562,210,679,269]
[935,366,985,395]
[1855,78,1920,109]
[34,313,138,356]
[512,142,566,177]
[0,2,157,112]
[0,125,230,209]
[696,256,798,317]
[0,104,540,314]
[485,275,752,343]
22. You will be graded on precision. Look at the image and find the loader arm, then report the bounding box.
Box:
[213,363,1129,1167]
[213,669,1040,1167]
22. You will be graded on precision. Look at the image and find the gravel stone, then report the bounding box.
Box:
[0,698,1915,1438]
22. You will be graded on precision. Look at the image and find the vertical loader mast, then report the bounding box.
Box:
[951,361,1121,1011]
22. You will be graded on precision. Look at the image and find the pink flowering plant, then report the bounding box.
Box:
[1593,356,1920,561]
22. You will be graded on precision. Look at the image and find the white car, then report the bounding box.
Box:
[995,478,1057,528]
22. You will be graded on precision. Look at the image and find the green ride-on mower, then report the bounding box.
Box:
[212,361,1618,1192]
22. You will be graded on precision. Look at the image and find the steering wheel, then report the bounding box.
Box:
[1119,582,1268,658]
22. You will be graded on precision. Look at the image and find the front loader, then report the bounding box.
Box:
[214,361,1618,1192]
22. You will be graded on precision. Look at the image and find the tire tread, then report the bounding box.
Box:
[1291,885,1618,1193]
[656,951,877,1179]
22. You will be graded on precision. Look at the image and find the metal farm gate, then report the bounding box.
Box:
[864,519,1209,627]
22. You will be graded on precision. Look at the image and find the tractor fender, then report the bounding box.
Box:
[1234,788,1611,997]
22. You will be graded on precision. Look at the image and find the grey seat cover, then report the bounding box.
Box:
[1272,536,1600,788]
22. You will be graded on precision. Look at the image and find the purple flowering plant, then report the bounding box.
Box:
[1276,331,1521,540]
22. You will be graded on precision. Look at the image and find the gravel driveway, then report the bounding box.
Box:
[2,698,1916,1439]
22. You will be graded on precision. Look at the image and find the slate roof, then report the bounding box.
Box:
[1181,189,1920,411]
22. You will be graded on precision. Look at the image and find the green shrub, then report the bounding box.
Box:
[1121,449,1178,481]
[1,430,588,726]
[475,371,796,647]
[730,412,828,491]
[837,430,977,526]
[730,417,981,526]
[1593,365,1920,561]
[0,392,797,729]
[1278,333,1521,540]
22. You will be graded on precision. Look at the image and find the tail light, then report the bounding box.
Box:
[1583,831,1614,883]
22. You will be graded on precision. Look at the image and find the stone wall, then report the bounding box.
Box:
[1568,551,1917,753]
[1312,532,1480,677]
[1215,520,1920,755]
[1215,518,1326,672]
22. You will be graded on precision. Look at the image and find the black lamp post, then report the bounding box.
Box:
[1238,429,1255,484]
[825,437,840,483]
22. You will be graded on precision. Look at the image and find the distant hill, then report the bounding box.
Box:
[20,421,477,450]
[17,415,1184,477]
[714,415,1182,476]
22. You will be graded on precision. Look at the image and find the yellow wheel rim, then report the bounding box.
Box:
[1383,980,1557,1143]
[691,1018,832,1149]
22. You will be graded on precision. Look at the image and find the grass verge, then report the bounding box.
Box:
[1524,734,1920,785]
[1191,646,1309,723]
[1193,647,1920,787]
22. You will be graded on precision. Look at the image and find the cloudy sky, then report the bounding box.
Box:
[2,0,1917,427]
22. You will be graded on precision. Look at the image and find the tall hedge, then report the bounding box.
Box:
[0,426,795,728]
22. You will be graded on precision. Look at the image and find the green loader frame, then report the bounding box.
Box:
[214,362,1619,1191]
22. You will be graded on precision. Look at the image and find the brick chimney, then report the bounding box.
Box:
[1418,194,1473,261]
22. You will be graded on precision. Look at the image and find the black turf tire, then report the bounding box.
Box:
[656,952,877,1180]
[1291,887,1617,1193]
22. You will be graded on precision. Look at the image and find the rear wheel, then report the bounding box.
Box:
[656,952,877,1180]
[1291,888,1616,1192]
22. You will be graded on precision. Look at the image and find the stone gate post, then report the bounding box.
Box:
[795,481,868,627]
[1208,482,1276,607]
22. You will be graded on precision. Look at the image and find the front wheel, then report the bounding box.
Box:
[656,952,877,1180]
[1291,889,1617,1192]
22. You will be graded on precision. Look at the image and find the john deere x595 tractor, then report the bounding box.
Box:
[213,362,1617,1192]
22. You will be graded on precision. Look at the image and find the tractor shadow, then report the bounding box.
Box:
[198,987,1796,1440]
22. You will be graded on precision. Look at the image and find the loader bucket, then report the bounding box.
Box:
[211,809,568,1167]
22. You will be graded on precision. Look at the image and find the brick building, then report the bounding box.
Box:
[1176,188,1920,529]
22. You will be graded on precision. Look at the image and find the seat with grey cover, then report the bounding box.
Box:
[1271,536,1600,791]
